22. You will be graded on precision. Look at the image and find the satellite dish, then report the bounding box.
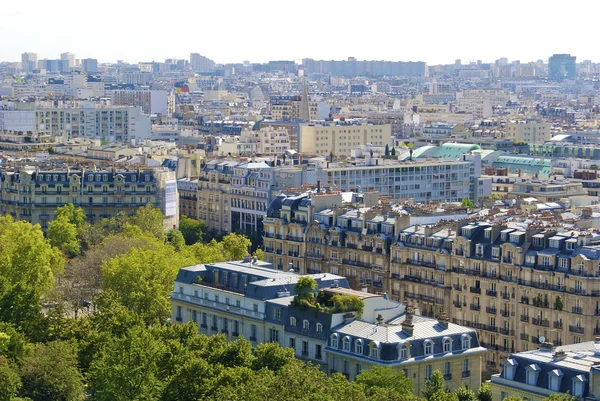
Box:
[539,336,546,343]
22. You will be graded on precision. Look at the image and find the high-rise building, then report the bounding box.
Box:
[548,54,576,81]
[21,52,38,73]
[189,53,216,72]
[81,58,98,73]
[60,52,76,68]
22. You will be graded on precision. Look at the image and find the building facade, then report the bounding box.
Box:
[299,123,392,157]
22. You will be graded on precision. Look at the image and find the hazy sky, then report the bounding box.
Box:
[2,0,597,65]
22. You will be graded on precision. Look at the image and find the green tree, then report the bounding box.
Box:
[555,296,564,311]
[0,356,21,401]
[101,245,195,324]
[456,384,477,401]
[47,214,80,256]
[88,326,166,401]
[166,229,185,251]
[294,276,317,301]
[221,233,251,260]
[178,216,207,245]
[331,294,365,318]
[355,365,413,397]
[502,397,523,401]
[55,204,85,229]
[429,391,459,401]
[461,197,474,208]
[186,240,227,264]
[477,383,492,401]
[251,342,295,372]
[0,216,63,331]
[422,370,445,400]
[20,341,85,401]
[391,146,397,155]
[385,144,390,157]
[129,204,165,241]
[252,248,265,261]
[542,393,578,401]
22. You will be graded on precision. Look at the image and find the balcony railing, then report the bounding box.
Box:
[500,310,511,317]
[553,321,563,329]
[520,315,529,322]
[470,287,481,294]
[486,307,497,314]
[532,318,550,327]
[520,333,529,341]
[470,304,481,311]
[569,325,584,334]
[453,301,463,308]
[572,306,583,314]
[453,284,462,291]
[486,289,497,297]
[462,370,471,378]
[501,292,511,300]
[499,328,515,336]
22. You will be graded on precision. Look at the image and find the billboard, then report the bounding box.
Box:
[164,180,177,217]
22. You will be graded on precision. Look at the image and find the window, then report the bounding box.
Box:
[302,341,309,356]
[315,344,322,360]
[424,339,434,355]
[316,323,323,333]
[370,342,380,359]
[399,344,409,360]
[272,308,282,321]
[443,337,452,352]
[461,334,471,349]
[572,377,585,397]
[425,365,432,379]
[548,369,563,391]
[343,360,349,375]
[501,392,509,401]
[343,336,351,351]
[526,364,540,385]
[444,362,451,378]
[269,328,279,343]
[504,359,518,380]
[331,357,337,373]
[463,359,470,378]
[290,317,296,327]
[356,364,362,376]
[289,337,296,350]
[331,334,339,348]
[303,320,310,331]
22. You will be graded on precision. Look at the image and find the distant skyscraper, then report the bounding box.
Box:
[299,82,310,122]
[548,53,576,81]
[21,52,38,72]
[189,53,215,72]
[81,58,98,73]
[60,52,76,68]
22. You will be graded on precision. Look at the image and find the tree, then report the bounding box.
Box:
[555,296,564,311]
[178,216,207,245]
[251,342,295,372]
[186,240,227,265]
[461,197,474,209]
[166,229,185,251]
[455,384,477,401]
[502,397,523,401]
[20,341,85,401]
[55,204,85,229]
[429,391,459,401]
[88,326,166,401]
[101,244,195,324]
[0,356,21,401]
[252,248,265,261]
[221,233,251,260]
[294,276,317,301]
[477,383,492,401]
[385,144,390,157]
[542,393,578,401]
[47,214,80,256]
[129,204,165,241]
[391,147,397,155]
[355,366,413,397]
[331,294,364,318]
[0,216,63,331]
[422,370,445,400]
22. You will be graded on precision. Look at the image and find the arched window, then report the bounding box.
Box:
[316,323,323,333]
[398,343,410,360]
[461,334,471,350]
[355,339,363,355]
[423,339,434,355]
[289,317,296,327]
[303,320,310,331]
[331,333,339,348]
[370,341,380,359]
[343,336,351,351]
[443,337,452,353]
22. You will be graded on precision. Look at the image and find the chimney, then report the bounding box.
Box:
[402,304,415,336]
[317,180,322,193]
[539,342,555,352]
[437,311,449,329]
[553,349,567,361]
[329,151,333,163]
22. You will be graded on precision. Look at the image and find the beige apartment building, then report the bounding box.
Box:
[509,178,588,202]
[505,121,552,144]
[299,123,392,156]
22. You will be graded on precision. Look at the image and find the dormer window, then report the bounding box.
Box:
[461,334,471,350]
[484,229,491,239]
[316,323,323,334]
[355,339,363,355]
[492,247,500,259]
[330,333,339,348]
[525,364,541,385]
[342,336,351,351]
[548,369,564,392]
[504,359,518,380]
[476,244,485,256]
[370,341,380,359]
[303,320,310,331]
[572,375,587,397]
[399,343,410,360]
[423,339,434,355]
[290,317,296,327]
[443,337,452,353]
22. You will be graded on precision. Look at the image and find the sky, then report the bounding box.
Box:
[2,0,599,65]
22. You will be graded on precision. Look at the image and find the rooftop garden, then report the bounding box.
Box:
[291,276,364,318]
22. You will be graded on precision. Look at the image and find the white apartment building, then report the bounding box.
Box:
[230,161,274,233]
[505,121,552,144]
[217,127,291,156]
[299,123,392,156]
[110,90,175,115]
[456,98,492,119]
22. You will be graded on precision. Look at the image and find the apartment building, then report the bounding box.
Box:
[217,127,291,156]
[505,121,552,145]
[509,178,588,202]
[299,123,392,157]
[0,166,178,229]
[269,95,317,122]
[230,161,273,233]
[491,341,599,401]
[110,90,175,115]
[170,260,484,390]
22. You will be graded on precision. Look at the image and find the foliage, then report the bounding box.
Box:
[221,233,251,260]
[476,383,492,401]
[55,204,85,229]
[429,391,459,401]
[455,384,477,401]
[555,296,564,311]
[48,214,80,256]
[252,248,265,261]
[19,341,85,401]
[294,276,317,301]
[178,216,207,245]
[422,370,445,400]
[166,229,185,251]
[0,216,63,332]
[385,144,390,157]
[252,342,295,372]
[461,197,474,208]
[502,397,523,401]
[128,203,166,241]
[355,366,413,397]
[0,356,21,401]
[542,393,578,401]
[331,294,365,319]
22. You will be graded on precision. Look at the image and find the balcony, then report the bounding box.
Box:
[404,275,421,283]
[553,321,563,329]
[453,284,462,291]
[373,281,384,289]
[453,301,463,308]
[405,292,419,300]
[470,304,481,311]
[570,287,585,295]
[462,370,470,378]
[421,294,435,303]
[391,273,401,280]
[569,325,584,334]
[501,292,511,300]
[346,243,358,249]
[500,310,511,318]
[486,289,497,297]
[553,340,562,346]
[520,315,529,322]
[409,258,422,266]
[532,318,550,327]
[470,287,481,294]
[286,235,303,243]
[486,307,497,314]
[499,328,515,336]
[342,259,371,269]
[572,306,583,314]
[498,346,515,353]
[520,333,529,341]
[362,245,373,252]
[594,328,600,335]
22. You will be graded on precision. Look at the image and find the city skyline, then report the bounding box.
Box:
[1,0,597,66]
